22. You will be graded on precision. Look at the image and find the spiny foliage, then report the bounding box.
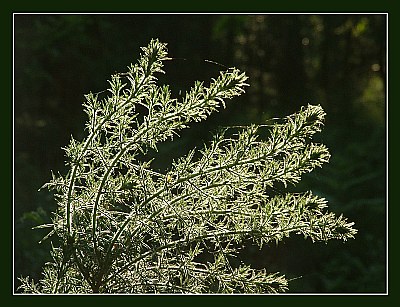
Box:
[18,39,357,294]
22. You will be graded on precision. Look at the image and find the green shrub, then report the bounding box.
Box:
[18,39,356,294]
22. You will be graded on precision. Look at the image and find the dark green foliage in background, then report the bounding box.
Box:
[14,14,386,293]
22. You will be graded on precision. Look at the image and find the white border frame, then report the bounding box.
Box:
[12,12,389,296]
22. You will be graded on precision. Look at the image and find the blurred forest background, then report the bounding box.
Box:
[14,14,386,293]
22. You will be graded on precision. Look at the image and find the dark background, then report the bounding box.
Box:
[13,14,386,293]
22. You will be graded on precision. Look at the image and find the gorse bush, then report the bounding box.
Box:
[18,39,357,294]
